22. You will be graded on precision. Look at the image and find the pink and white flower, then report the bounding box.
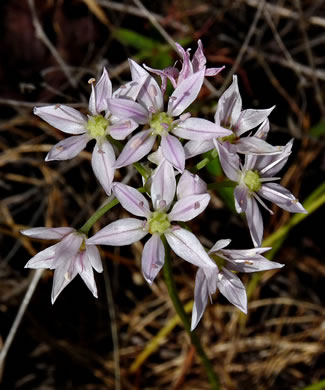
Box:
[143,40,225,94]
[87,171,216,285]
[218,140,307,246]
[184,76,280,159]
[21,227,103,303]
[191,239,284,330]
[34,68,147,195]
[111,60,230,172]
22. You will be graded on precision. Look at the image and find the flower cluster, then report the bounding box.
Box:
[22,40,306,329]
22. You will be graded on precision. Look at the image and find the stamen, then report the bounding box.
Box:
[253,193,274,214]
[259,177,281,182]
[260,153,288,175]
[159,200,166,209]
[88,78,96,84]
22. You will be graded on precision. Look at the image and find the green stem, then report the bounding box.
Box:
[207,180,236,191]
[162,236,220,389]
[192,149,219,173]
[79,196,120,235]
[79,186,146,235]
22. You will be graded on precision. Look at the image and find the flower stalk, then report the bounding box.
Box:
[162,236,220,390]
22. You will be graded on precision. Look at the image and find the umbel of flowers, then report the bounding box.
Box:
[22,40,306,331]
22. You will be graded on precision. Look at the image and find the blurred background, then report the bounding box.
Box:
[0,0,324,389]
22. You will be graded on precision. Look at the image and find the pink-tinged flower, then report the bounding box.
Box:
[21,227,103,303]
[183,76,281,159]
[143,40,224,94]
[218,141,307,247]
[87,171,215,285]
[112,60,229,172]
[34,68,147,195]
[191,239,284,330]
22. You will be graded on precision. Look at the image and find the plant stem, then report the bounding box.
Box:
[162,236,220,389]
[79,196,120,235]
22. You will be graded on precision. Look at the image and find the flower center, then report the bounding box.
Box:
[244,170,261,192]
[219,132,237,143]
[86,115,109,138]
[150,112,174,136]
[148,211,170,234]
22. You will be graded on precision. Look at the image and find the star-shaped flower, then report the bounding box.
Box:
[22,227,103,303]
[218,140,307,246]
[191,239,284,330]
[87,169,216,284]
[34,68,146,195]
[110,60,230,172]
[184,76,281,159]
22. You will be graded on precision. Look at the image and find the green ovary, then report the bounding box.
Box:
[148,211,170,234]
[211,254,225,268]
[150,112,174,135]
[219,132,237,143]
[86,115,109,138]
[244,170,261,192]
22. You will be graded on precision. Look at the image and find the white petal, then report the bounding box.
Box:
[254,119,270,140]
[226,258,284,273]
[21,227,74,240]
[161,134,185,172]
[51,256,79,303]
[113,183,150,217]
[168,193,210,222]
[129,59,164,112]
[92,141,115,196]
[34,105,87,134]
[24,243,60,269]
[177,170,207,199]
[53,233,83,269]
[214,75,242,127]
[173,118,231,140]
[245,196,263,247]
[208,239,231,254]
[258,183,307,213]
[168,69,205,117]
[141,234,165,284]
[46,134,89,161]
[89,68,112,114]
[191,268,209,331]
[184,139,214,159]
[87,218,147,246]
[216,268,247,313]
[109,118,138,140]
[235,137,282,155]
[113,130,156,169]
[257,139,293,177]
[113,75,149,100]
[151,159,176,211]
[234,185,248,213]
[235,106,274,136]
[76,252,98,298]
[107,98,149,124]
[215,140,240,182]
[165,228,216,269]
[85,244,103,273]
